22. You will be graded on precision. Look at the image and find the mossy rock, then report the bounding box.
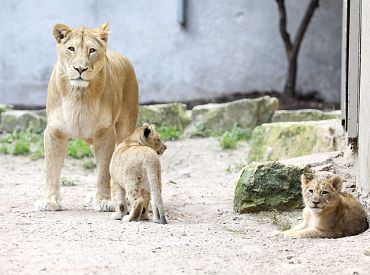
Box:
[0,110,46,133]
[234,161,313,213]
[248,120,344,162]
[0,104,13,114]
[272,109,341,123]
[137,103,191,129]
[186,96,279,134]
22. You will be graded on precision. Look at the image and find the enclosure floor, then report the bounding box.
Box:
[0,138,368,274]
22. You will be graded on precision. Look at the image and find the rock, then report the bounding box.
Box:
[0,110,47,133]
[248,119,344,163]
[185,96,279,134]
[0,104,13,114]
[137,103,191,129]
[271,109,341,123]
[234,161,313,213]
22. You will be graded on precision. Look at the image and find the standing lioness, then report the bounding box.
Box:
[35,23,138,212]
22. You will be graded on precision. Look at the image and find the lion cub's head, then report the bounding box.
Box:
[301,173,343,213]
[52,23,110,88]
[138,123,167,155]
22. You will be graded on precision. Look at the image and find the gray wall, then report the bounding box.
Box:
[0,0,342,106]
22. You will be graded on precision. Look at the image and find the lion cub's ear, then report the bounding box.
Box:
[301,174,310,187]
[329,176,343,192]
[144,126,151,138]
[53,24,71,43]
[98,22,110,42]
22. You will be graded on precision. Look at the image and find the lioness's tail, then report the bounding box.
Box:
[146,159,167,224]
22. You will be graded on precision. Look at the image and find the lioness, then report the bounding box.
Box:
[35,23,138,212]
[110,123,168,224]
[276,173,368,238]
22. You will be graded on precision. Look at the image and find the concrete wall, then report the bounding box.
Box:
[0,0,342,106]
[357,0,370,204]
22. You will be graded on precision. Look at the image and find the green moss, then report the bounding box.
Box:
[82,159,96,170]
[61,177,77,187]
[248,121,339,162]
[67,139,92,159]
[156,125,181,141]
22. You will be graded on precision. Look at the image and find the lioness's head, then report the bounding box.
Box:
[53,23,110,88]
[140,123,167,155]
[301,173,343,213]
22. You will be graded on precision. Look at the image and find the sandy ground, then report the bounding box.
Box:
[0,137,369,275]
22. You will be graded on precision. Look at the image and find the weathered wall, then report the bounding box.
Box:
[357,0,370,204]
[0,0,342,106]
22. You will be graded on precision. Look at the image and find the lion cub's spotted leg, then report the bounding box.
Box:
[110,179,127,220]
[35,127,67,211]
[123,189,145,222]
[140,190,151,221]
[92,129,116,212]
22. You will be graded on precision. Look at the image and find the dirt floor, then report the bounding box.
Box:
[0,137,369,275]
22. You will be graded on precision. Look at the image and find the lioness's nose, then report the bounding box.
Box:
[312,201,320,206]
[73,66,88,75]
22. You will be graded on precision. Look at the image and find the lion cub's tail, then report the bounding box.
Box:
[146,159,167,224]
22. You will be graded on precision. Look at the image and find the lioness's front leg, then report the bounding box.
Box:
[35,126,67,211]
[92,129,116,212]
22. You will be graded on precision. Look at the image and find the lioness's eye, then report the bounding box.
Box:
[68,47,75,52]
[89,48,96,54]
[322,191,329,195]
[308,189,313,194]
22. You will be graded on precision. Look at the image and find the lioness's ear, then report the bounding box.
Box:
[53,24,71,43]
[329,176,343,191]
[144,127,151,138]
[98,22,110,42]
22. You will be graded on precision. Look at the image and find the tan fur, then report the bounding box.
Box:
[109,124,168,224]
[277,173,368,238]
[35,23,138,212]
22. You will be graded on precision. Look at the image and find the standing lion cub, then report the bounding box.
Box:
[109,123,168,224]
[275,173,368,238]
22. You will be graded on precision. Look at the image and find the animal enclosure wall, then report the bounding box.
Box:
[0,0,342,106]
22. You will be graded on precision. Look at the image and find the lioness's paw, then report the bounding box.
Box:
[95,200,115,212]
[110,212,123,220]
[34,200,65,211]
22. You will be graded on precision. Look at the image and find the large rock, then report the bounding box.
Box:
[185,96,279,134]
[272,109,341,123]
[248,119,344,163]
[137,103,191,129]
[0,104,13,114]
[234,161,313,213]
[0,110,46,133]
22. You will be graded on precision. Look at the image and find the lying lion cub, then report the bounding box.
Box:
[109,123,168,224]
[276,173,368,238]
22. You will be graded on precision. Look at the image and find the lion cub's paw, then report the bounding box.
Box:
[270,230,283,237]
[95,200,115,212]
[110,212,123,220]
[34,200,65,211]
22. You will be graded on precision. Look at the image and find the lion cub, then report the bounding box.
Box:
[109,123,168,224]
[277,173,368,238]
